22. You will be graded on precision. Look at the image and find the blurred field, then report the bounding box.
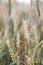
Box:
[0,1,43,65]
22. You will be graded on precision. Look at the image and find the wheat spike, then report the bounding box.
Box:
[6,40,15,62]
[22,20,29,42]
[25,55,34,65]
[32,25,38,45]
[16,32,20,50]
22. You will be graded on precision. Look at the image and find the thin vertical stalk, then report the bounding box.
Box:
[16,32,20,65]
[8,0,13,38]
[31,0,33,6]
[8,0,11,16]
[36,0,40,17]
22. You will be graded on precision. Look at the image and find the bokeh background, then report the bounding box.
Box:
[0,0,43,65]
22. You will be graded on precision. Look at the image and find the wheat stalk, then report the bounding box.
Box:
[16,32,20,65]
[0,40,3,58]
